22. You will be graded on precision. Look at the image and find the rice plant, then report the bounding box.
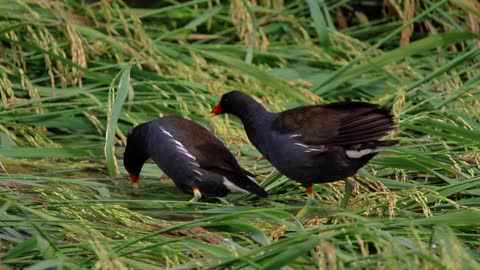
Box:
[0,0,479,269]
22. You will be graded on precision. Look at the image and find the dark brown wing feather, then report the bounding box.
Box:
[272,101,395,145]
[164,116,267,196]
[165,116,243,173]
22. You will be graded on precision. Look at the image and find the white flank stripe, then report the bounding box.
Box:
[171,139,198,161]
[183,151,196,160]
[193,169,203,176]
[294,143,309,148]
[190,161,200,167]
[289,134,302,138]
[175,146,188,154]
[173,140,183,147]
[159,127,173,137]
[177,147,188,154]
[305,146,327,153]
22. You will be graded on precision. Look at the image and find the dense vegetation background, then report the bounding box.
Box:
[0,0,479,269]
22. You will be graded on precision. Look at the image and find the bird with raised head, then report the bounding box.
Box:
[211,91,397,208]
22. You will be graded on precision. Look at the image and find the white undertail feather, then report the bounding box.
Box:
[345,148,382,158]
[223,177,249,193]
[246,175,264,189]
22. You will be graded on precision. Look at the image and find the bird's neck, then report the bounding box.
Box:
[240,108,269,127]
[233,99,269,125]
[239,108,277,157]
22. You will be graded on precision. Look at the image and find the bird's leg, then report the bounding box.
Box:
[296,185,316,219]
[342,178,356,208]
[305,186,316,206]
[130,173,140,196]
[189,187,202,202]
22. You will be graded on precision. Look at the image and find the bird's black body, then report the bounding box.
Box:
[124,115,267,198]
[212,91,397,189]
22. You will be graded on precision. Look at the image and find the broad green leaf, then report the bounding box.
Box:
[305,0,331,47]
[105,66,131,177]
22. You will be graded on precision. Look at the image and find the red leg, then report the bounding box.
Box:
[306,186,313,196]
[130,173,139,189]
[190,187,202,202]
[305,185,316,206]
[297,185,316,218]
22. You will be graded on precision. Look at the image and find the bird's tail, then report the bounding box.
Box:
[226,169,268,197]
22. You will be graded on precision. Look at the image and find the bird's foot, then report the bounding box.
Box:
[189,187,202,202]
[306,192,317,207]
[296,200,316,219]
[296,186,317,219]
[132,182,140,197]
[341,178,356,208]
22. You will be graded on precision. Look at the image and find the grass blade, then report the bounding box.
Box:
[105,66,131,177]
[305,0,331,47]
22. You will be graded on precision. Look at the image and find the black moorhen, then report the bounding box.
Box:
[211,91,397,207]
[123,115,268,201]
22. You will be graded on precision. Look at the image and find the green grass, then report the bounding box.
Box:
[1,0,479,269]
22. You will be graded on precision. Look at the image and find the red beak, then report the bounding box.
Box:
[211,103,222,115]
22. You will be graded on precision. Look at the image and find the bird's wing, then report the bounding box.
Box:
[271,101,395,146]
